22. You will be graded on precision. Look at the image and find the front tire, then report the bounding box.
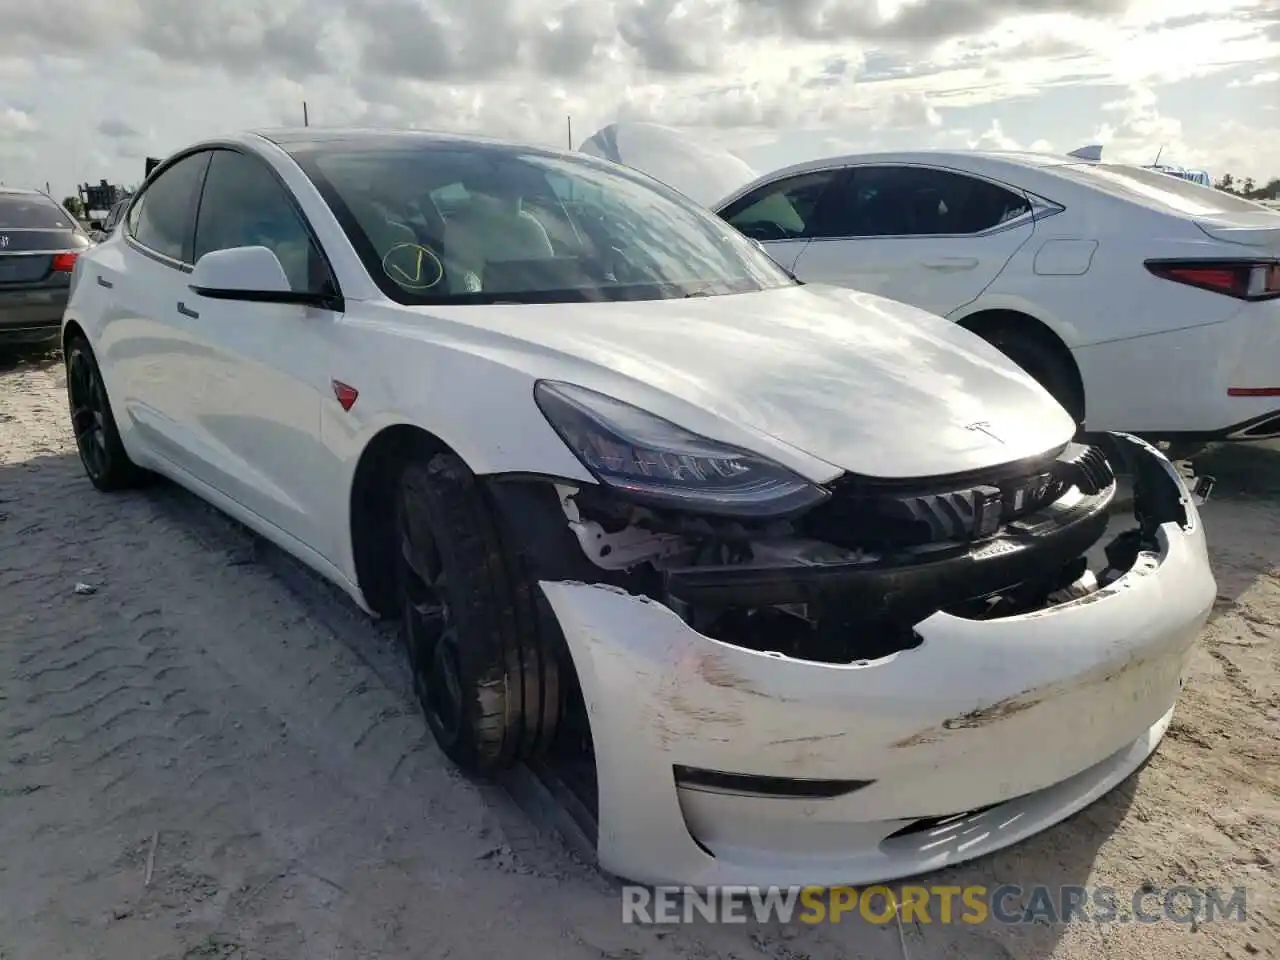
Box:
[395,452,560,773]
[64,336,147,491]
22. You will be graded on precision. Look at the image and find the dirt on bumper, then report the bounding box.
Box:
[536,436,1217,885]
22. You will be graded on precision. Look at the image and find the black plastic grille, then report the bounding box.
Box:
[805,443,1114,549]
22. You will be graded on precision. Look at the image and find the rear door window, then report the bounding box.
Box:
[831,166,1031,237]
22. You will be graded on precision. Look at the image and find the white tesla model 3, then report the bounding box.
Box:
[62,128,1216,887]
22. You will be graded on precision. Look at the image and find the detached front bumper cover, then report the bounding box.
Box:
[537,434,1217,887]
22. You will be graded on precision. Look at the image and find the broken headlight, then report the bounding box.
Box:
[534,380,828,518]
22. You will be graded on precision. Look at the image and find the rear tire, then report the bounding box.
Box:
[975,328,1086,426]
[64,336,148,491]
[394,452,560,773]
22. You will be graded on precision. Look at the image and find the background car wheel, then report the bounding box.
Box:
[976,328,1086,427]
[64,336,147,491]
[395,452,560,774]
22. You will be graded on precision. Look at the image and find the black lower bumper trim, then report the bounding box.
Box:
[674,765,875,799]
[0,322,61,343]
[663,483,1115,619]
[1134,408,1280,443]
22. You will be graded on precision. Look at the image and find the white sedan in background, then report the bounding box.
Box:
[582,122,1280,453]
[63,128,1215,887]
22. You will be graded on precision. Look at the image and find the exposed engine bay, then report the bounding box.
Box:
[530,438,1185,665]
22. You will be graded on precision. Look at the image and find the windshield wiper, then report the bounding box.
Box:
[679,281,736,298]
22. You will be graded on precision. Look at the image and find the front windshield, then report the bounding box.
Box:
[288,139,796,305]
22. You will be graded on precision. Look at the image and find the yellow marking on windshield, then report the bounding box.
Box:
[381,242,444,290]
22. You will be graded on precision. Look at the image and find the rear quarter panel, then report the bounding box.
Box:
[965,172,1246,347]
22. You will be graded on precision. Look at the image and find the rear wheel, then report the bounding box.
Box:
[975,328,1085,426]
[64,336,147,491]
[395,452,559,773]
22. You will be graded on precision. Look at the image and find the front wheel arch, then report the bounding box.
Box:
[348,423,452,617]
[62,319,87,355]
[956,308,1086,425]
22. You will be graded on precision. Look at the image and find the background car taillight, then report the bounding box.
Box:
[1145,259,1280,301]
[51,251,80,273]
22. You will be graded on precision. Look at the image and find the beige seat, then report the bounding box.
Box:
[443,194,554,287]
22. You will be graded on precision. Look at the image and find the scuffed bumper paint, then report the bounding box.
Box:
[538,439,1216,887]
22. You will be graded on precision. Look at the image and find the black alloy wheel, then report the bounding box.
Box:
[397,481,466,750]
[64,337,145,491]
[67,345,109,482]
[390,453,562,774]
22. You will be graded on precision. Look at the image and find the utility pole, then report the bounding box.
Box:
[567,115,572,150]
[303,101,310,127]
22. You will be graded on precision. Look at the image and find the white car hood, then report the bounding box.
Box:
[409,284,1076,481]
[578,122,758,209]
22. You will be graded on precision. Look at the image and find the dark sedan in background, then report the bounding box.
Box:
[0,188,92,345]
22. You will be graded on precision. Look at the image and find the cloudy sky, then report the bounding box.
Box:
[0,0,1277,203]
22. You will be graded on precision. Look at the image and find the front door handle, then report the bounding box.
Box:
[96,275,113,288]
[922,257,979,271]
[176,301,199,319]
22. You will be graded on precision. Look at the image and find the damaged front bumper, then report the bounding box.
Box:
[531,435,1217,887]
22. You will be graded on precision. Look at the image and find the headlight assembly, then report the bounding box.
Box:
[534,380,829,518]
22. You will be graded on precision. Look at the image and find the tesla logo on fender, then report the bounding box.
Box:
[965,421,1004,443]
[332,380,359,412]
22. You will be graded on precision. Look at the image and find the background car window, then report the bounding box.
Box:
[193,150,330,294]
[719,170,845,242]
[0,194,76,229]
[833,167,1031,237]
[130,151,211,262]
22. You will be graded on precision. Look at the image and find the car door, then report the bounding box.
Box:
[182,147,343,553]
[96,149,213,469]
[790,165,1036,316]
[717,168,849,272]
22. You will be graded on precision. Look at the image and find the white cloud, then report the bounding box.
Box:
[882,91,942,129]
[1229,70,1280,86]
[966,119,1021,151]
[1091,84,1189,167]
[0,0,1275,195]
[0,105,36,135]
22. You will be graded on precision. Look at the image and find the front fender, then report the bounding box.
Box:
[322,318,595,586]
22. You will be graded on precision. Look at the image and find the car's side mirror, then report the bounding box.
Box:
[189,245,331,307]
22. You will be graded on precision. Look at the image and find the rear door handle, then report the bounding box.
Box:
[922,257,979,271]
[176,301,199,319]
[96,275,113,288]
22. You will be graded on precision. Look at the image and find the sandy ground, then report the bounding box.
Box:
[0,343,1277,960]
